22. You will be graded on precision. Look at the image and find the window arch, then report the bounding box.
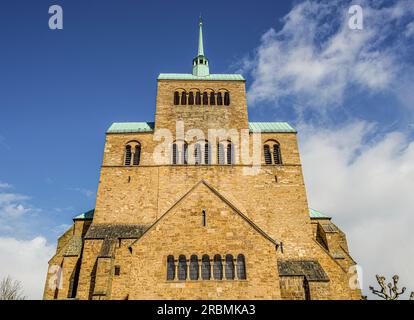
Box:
[225,255,235,280]
[124,145,132,166]
[236,254,246,280]
[264,141,282,165]
[189,255,199,280]
[213,255,223,280]
[167,255,175,280]
[173,91,180,105]
[201,255,211,280]
[178,255,187,280]
[273,143,282,165]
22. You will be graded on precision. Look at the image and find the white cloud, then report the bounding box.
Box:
[299,120,414,298]
[244,0,414,111]
[0,182,12,189]
[0,236,54,299]
[67,187,95,198]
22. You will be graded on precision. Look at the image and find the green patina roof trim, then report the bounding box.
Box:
[309,208,331,219]
[158,73,245,81]
[107,122,155,133]
[107,122,295,134]
[73,208,327,221]
[73,209,95,221]
[248,122,296,133]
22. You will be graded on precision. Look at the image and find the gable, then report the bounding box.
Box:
[129,180,279,251]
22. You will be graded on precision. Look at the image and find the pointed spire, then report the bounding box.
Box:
[192,16,210,77]
[198,16,204,56]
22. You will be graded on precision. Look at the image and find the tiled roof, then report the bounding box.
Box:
[85,224,150,240]
[248,122,296,133]
[309,208,331,219]
[278,260,329,281]
[158,73,245,81]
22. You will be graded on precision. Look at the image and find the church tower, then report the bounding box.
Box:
[43,18,361,300]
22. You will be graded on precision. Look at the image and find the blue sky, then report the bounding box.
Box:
[1,0,414,299]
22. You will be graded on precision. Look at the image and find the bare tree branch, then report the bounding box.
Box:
[369,274,406,300]
[0,276,26,300]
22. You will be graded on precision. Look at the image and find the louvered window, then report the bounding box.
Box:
[227,143,234,164]
[204,143,210,164]
[273,144,282,164]
[264,145,272,164]
[124,145,132,166]
[217,143,225,164]
[133,144,141,165]
[225,255,234,280]
[172,143,178,165]
[178,255,187,280]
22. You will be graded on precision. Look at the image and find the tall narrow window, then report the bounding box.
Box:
[225,255,235,280]
[224,92,230,106]
[167,255,175,280]
[181,91,187,105]
[174,91,180,105]
[273,144,282,165]
[195,92,201,105]
[172,143,178,165]
[189,255,199,280]
[236,254,246,280]
[124,145,132,166]
[264,145,272,164]
[133,144,141,165]
[210,92,216,105]
[201,255,211,280]
[213,255,223,280]
[203,92,208,105]
[202,210,206,226]
[194,143,201,165]
[217,92,223,105]
[178,255,187,280]
[188,92,194,105]
[204,142,210,164]
[217,143,225,164]
[227,142,234,165]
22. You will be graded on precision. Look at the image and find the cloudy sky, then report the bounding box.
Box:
[0,0,413,299]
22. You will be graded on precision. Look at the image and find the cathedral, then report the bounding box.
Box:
[43,19,361,300]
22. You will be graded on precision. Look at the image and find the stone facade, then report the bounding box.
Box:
[43,22,362,300]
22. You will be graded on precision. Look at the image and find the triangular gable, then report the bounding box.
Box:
[129,179,279,250]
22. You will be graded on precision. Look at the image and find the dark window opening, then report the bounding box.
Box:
[204,143,210,164]
[273,144,282,164]
[210,92,216,105]
[227,143,234,165]
[181,91,187,105]
[264,145,272,164]
[172,144,178,165]
[124,145,132,166]
[236,254,246,280]
[194,143,201,165]
[225,255,235,280]
[213,255,223,280]
[174,91,180,105]
[178,255,187,280]
[114,265,121,276]
[133,145,141,165]
[188,92,194,105]
[224,92,230,106]
[189,255,199,280]
[167,255,175,280]
[202,210,206,226]
[217,92,223,105]
[201,255,211,280]
[183,143,188,165]
[203,92,209,105]
[195,92,201,105]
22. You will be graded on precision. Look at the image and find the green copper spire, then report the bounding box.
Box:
[192,16,210,77]
[198,16,204,56]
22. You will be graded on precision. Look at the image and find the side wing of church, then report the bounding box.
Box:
[43,19,361,300]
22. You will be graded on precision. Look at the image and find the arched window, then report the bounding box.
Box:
[217,92,223,105]
[133,144,141,166]
[224,92,230,106]
[124,145,132,166]
[225,255,235,280]
[188,92,194,105]
[217,143,225,165]
[204,142,210,164]
[201,255,211,280]
[181,91,187,105]
[195,92,201,105]
[178,255,187,280]
[273,144,282,164]
[264,145,272,164]
[182,143,188,165]
[227,142,234,165]
[172,143,178,165]
[236,254,246,280]
[194,143,201,165]
[203,92,209,105]
[174,91,180,105]
[213,255,223,280]
[189,255,199,280]
[210,92,216,105]
[167,255,175,280]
